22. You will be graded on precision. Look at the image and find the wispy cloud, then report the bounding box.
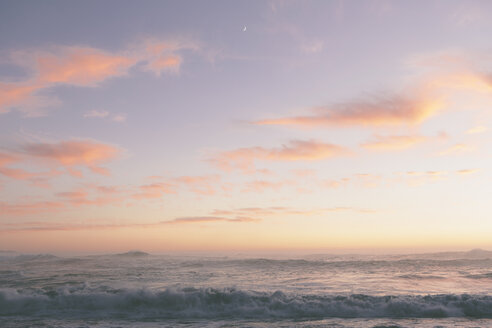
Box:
[242,180,285,193]
[56,187,123,206]
[255,94,443,127]
[0,201,64,216]
[210,140,349,172]
[0,39,198,116]
[173,175,220,196]
[210,206,375,218]
[22,140,120,177]
[132,182,177,199]
[438,143,476,156]
[84,110,127,122]
[0,139,122,183]
[83,110,110,118]
[456,168,478,175]
[466,125,487,134]
[361,134,428,151]
[162,216,260,225]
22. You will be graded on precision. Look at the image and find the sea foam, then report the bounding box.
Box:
[1,287,492,319]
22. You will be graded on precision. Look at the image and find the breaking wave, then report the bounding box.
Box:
[1,287,492,319]
[465,273,492,279]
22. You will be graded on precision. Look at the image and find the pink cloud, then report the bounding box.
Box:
[132,182,177,199]
[22,140,120,176]
[35,47,136,86]
[56,187,123,206]
[210,140,349,172]
[255,95,443,128]
[173,175,220,195]
[84,110,110,118]
[242,180,285,193]
[361,134,428,151]
[1,40,197,115]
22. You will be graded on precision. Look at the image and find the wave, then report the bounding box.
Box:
[0,254,58,262]
[397,274,445,280]
[115,250,150,257]
[465,273,492,279]
[1,287,492,319]
[218,258,492,270]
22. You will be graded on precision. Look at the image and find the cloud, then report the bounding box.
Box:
[321,178,351,189]
[173,175,220,196]
[145,54,182,75]
[112,113,127,122]
[84,110,127,122]
[22,140,120,176]
[466,125,487,134]
[438,143,475,156]
[34,47,136,86]
[361,134,428,151]
[0,152,19,167]
[84,110,110,118]
[301,39,324,54]
[0,201,64,216]
[255,94,443,127]
[162,216,260,224]
[1,40,198,116]
[291,169,316,178]
[210,206,374,218]
[210,140,349,172]
[132,175,222,199]
[56,187,124,206]
[132,182,177,199]
[242,180,285,193]
[0,151,62,186]
[456,169,478,175]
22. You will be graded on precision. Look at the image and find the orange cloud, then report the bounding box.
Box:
[456,169,478,175]
[0,152,19,167]
[132,182,177,199]
[141,39,198,76]
[255,95,443,127]
[35,47,136,86]
[22,140,120,176]
[56,187,123,206]
[466,125,488,134]
[162,216,260,224]
[210,206,374,218]
[210,140,349,172]
[0,83,44,115]
[173,175,219,196]
[322,178,350,189]
[361,134,427,151]
[146,55,182,75]
[0,152,63,186]
[438,143,475,156]
[242,180,285,193]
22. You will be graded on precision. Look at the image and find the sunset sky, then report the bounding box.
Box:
[1,0,492,253]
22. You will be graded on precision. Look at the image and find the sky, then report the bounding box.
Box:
[1,0,492,254]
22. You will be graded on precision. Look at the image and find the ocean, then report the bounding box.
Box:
[1,249,492,327]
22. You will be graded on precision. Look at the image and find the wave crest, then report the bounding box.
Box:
[1,287,492,319]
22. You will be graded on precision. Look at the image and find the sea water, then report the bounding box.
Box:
[1,249,492,327]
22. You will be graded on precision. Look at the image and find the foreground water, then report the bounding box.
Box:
[1,249,492,327]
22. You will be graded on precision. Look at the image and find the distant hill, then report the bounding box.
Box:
[464,248,492,258]
[115,250,150,257]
